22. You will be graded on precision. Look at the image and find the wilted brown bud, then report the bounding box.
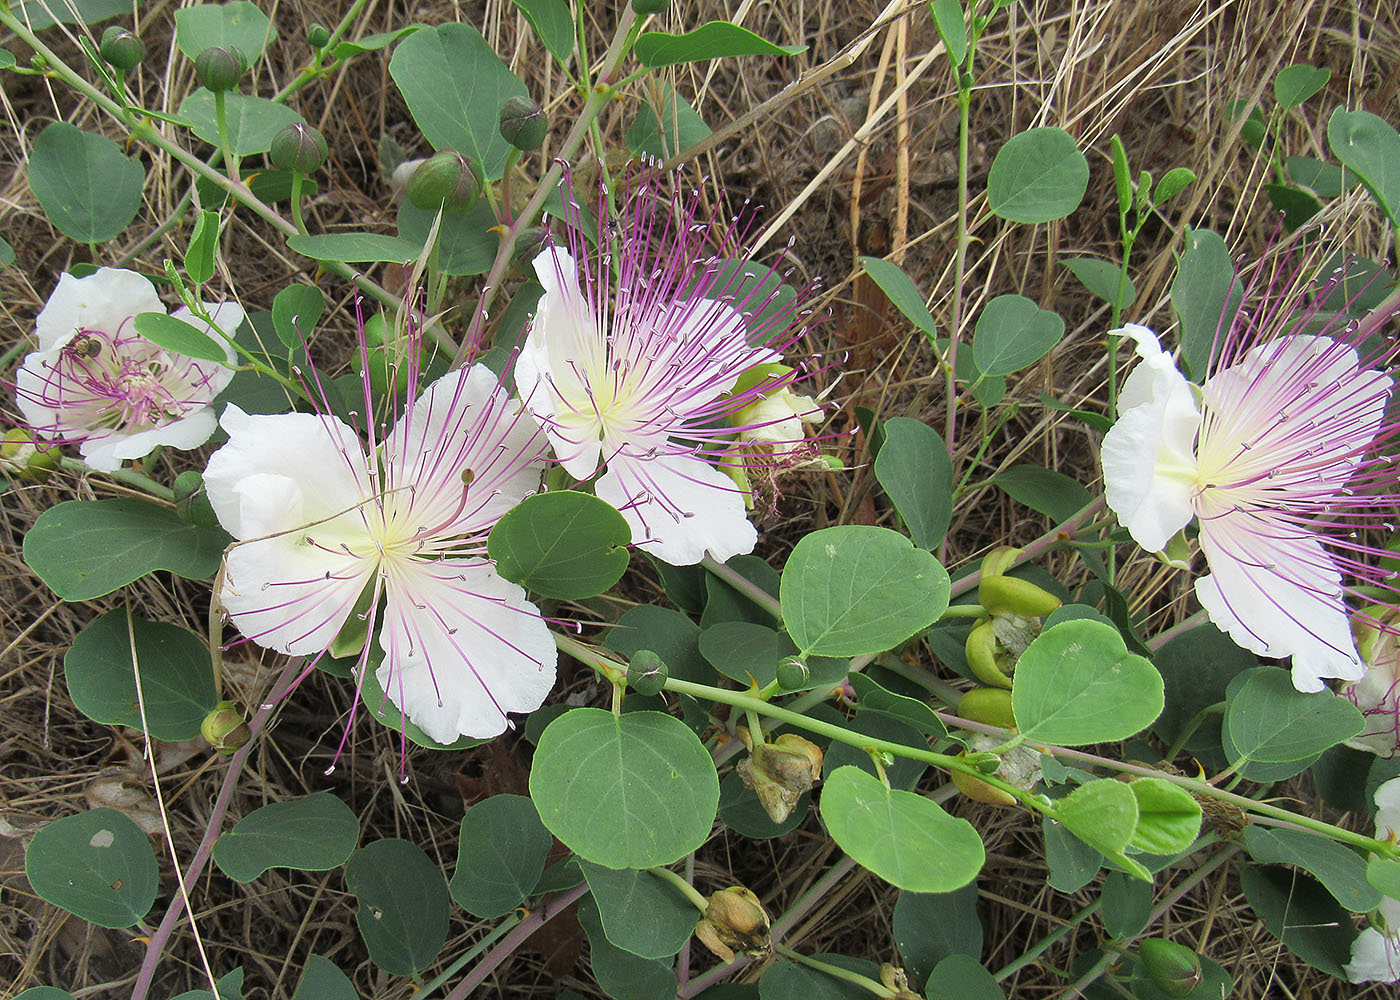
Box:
[879,964,923,1000]
[694,886,771,963]
[735,732,823,824]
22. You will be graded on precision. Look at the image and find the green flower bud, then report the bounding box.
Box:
[626,649,668,696]
[498,96,547,151]
[305,22,332,49]
[100,26,145,71]
[30,53,49,71]
[1138,938,1203,998]
[0,428,57,483]
[270,122,328,175]
[774,656,810,691]
[173,470,219,528]
[407,150,483,212]
[201,700,251,753]
[950,752,1017,805]
[632,0,669,13]
[194,45,246,92]
[511,226,548,263]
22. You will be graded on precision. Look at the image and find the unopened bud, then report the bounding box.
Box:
[201,700,251,753]
[100,26,145,71]
[958,687,1016,729]
[775,656,809,691]
[194,46,246,92]
[1138,938,1203,997]
[305,22,331,49]
[1,428,57,483]
[694,886,770,963]
[979,573,1061,618]
[511,226,548,262]
[407,150,483,211]
[270,122,328,174]
[626,649,668,696]
[498,96,547,151]
[736,732,823,824]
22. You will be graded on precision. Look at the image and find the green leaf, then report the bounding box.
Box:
[626,88,712,159]
[822,713,929,790]
[1368,857,1400,902]
[821,765,984,892]
[760,957,882,1000]
[700,621,792,685]
[24,499,227,601]
[1151,622,1255,767]
[994,464,1091,524]
[14,0,130,29]
[925,955,1005,1000]
[1172,227,1243,380]
[1286,155,1348,198]
[860,257,937,338]
[1110,135,1132,216]
[873,417,952,549]
[174,1,274,60]
[702,553,781,628]
[212,793,360,884]
[892,884,983,984]
[1060,258,1135,310]
[928,0,968,67]
[511,0,575,65]
[1126,778,1201,855]
[849,673,947,738]
[1274,64,1331,110]
[449,794,552,918]
[330,27,423,58]
[0,235,13,268]
[579,862,697,958]
[781,526,950,658]
[1240,866,1353,977]
[64,611,217,741]
[1052,779,1148,880]
[389,23,530,180]
[605,605,713,730]
[344,839,449,975]
[176,92,306,156]
[1100,871,1152,938]
[1222,668,1363,777]
[286,233,421,264]
[15,990,77,1000]
[971,294,1064,376]
[577,896,677,1000]
[25,808,159,928]
[488,491,631,600]
[397,199,500,276]
[634,21,806,67]
[1012,620,1163,746]
[292,956,356,1000]
[1265,182,1324,231]
[186,209,220,285]
[1043,814,1102,892]
[986,127,1089,223]
[271,284,325,350]
[1243,826,1381,913]
[132,312,230,364]
[1152,167,1196,205]
[28,123,145,244]
[1328,108,1400,226]
[718,771,810,838]
[168,969,244,1000]
[530,708,720,869]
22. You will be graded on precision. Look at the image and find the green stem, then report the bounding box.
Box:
[1161,702,1224,764]
[938,603,988,620]
[289,172,308,234]
[58,458,175,500]
[993,899,1101,982]
[943,73,972,473]
[700,554,781,618]
[212,90,239,183]
[772,944,896,998]
[650,866,710,913]
[414,914,521,1000]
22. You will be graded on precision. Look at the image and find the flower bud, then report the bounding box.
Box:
[100,26,145,71]
[978,573,1061,618]
[305,22,331,49]
[879,964,923,1000]
[1138,938,1203,997]
[201,700,251,753]
[694,886,770,963]
[511,226,548,263]
[270,122,328,175]
[498,96,547,151]
[775,656,810,691]
[626,649,668,696]
[1,428,58,482]
[965,619,1015,688]
[173,470,219,528]
[407,150,483,211]
[194,46,247,92]
[736,732,823,824]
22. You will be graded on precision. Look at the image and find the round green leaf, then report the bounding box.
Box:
[1151,622,1256,767]
[1243,826,1381,913]
[272,284,325,350]
[15,990,76,1000]
[292,956,355,1000]
[849,673,947,738]
[634,21,806,67]
[1368,857,1400,903]
[1126,778,1201,856]
[873,417,952,549]
[892,884,983,985]
[212,793,360,884]
[488,491,631,600]
[25,808,158,928]
[449,794,552,918]
[994,464,1092,524]
[925,955,1005,1000]
[174,1,275,60]
[133,312,230,364]
[1100,871,1152,938]
[344,839,449,975]
[1274,64,1331,111]
[626,88,712,160]
[781,526,950,658]
[25,499,227,601]
[1171,227,1243,380]
[1012,620,1163,746]
[986,126,1089,223]
[1060,257,1136,310]
[1241,866,1354,977]
[397,199,499,276]
[177,92,306,156]
[577,895,678,1000]
[529,708,720,869]
[286,233,421,264]
[64,611,217,741]
[28,123,145,244]
[0,235,16,268]
[167,968,243,1000]
[971,294,1065,377]
[759,956,883,1000]
[1222,668,1363,775]
[820,765,984,892]
[578,861,696,958]
[1051,779,1145,880]
[1328,108,1400,226]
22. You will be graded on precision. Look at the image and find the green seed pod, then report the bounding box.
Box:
[100,26,145,71]
[978,573,1062,618]
[632,0,669,13]
[965,619,1015,689]
[194,45,246,92]
[1138,938,1203,998]
[270,122,328,175]
[305,22,332,49]
[775,656,810,691]
[627,649,668,696]
[1,428,57,483]
[498,96,547,151]
[407,150,483,212]
[201,700,251,753]
[950,751,1017,805]
[958,687,1017,729]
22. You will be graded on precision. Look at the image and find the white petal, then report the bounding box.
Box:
[1346,926,1400,984]
[1101,325,1201,552]
[78,409,218,472]
[382,365,545,538]
[596,451,756,565]
[376,559,556,743]
[1342,651,1400,757]
[34,268,163,351]
[1194,505,1362,690]
[1375,777,1400,840]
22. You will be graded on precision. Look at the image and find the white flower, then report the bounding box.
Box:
[1343,607,1400,757]
[15,267,242,472]
[733,384,823,449]
[203,364,556,745]
[1101,318,1396,692]
[1346,778,1400,983]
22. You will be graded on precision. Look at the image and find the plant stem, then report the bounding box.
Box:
[944,57,973,471]
[651,866,710,913]
[701,554,781,618]
[212,90,239,183]
[773,944,897,998]
[438,883,590,1000]
[414,914,521,1000]
[993,899,1101,982]
[58,458,175,500]
[948,496,1106,599]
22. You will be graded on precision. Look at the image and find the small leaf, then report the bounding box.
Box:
[821,765,984,892]
[1126,778,1201,855]
[873,417,952,549]
[1222,668,1363,777]
[1152,167,1196,205]
[579,862,696,958]
[634,21,806,67]
[174,1,275,60]
[860,257,937,339]
[1243,826,1381,913]
[928,0,968,67]
[25,808,159,928]
[0,235,14,269]
[925,955,1005,1000]
[1100,871,1153,938]
[971,295,1064,376]
[760,956,883,1000]
[186,210,220,286]
[1241,866,1352,977]
[1171,227,1243,381]
[850,673,947,738]
[271,284,325,350]
[292,956,355,1000]
[511,0,575,65]
[176,92,306,157]
[892,884,983,984]
[488,491,631,600]
[577,896,677,1000]
[1053,779,1147,880]
[1273,64,1331,111]
[1328,108,1400,226]
[449,794,552,918]
[28,123,145,244]
[212,793,360,883]
[397,199,500,276]
[1367,857,1400,902]
[287,233,421,263]
[344,839,449,975]
[994,464,1092,524]
[626,87,711,159]
[133,312,230,364]
[986,127,1089,223]
[1060,257,1136,310]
